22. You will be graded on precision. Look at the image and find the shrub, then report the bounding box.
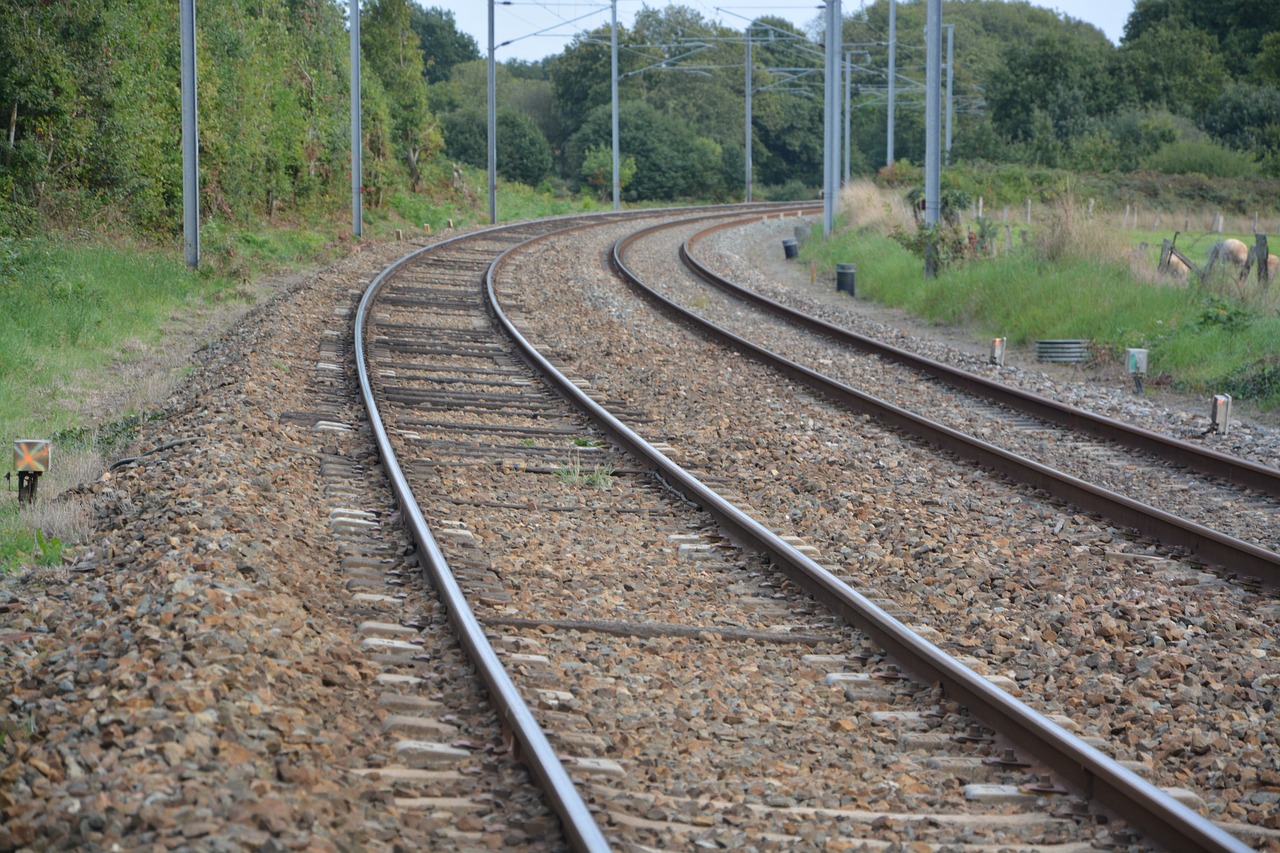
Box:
[761,179,814,202]
[1143,139,1260,179]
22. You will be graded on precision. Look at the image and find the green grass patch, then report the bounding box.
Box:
[802,229,1280,410]
[0,236,239,439]
[0,506,63,574]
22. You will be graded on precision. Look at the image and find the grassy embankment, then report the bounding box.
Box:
[804,181,1280,414]
[0,177,603,573]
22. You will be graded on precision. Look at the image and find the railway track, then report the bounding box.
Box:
[354,207,1276,851]
[614,215,1280,589]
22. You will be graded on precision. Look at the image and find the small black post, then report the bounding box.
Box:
[1258,233,1271,287]
[836,263,857,295]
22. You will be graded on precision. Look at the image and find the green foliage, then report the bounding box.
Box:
[1258,32,1280,85]
[567,101,726,202]
[1142,139,1259,179]
[1067,127,1124,173]
[1118,19,1228,116]
[890,222,973,270]
[1221,359,1280,407]
[806,223,1280,409]
[555,455,613,489]
[552,25,629,136]
[440,108,486,168]
[1103,110,1180,171]
[1124,0,1274,78]
[1198,295,1254,331]
[580,145,636,200]
[904,187,971,228]
[984,32,1119,148]
[1,0,1278,229]
[495,111,552,186]
[1198,83,1280,169]
[0,237,222,439]
[362,0,443,193]
[0,510,63,575]
[440,108,552,187]
[759,180,815,202]
[752,91,824,188]
[409,6,479,85]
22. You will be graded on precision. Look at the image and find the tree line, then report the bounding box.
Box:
[2,0,1278,239]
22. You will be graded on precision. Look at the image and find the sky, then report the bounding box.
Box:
[434,1,1135,63]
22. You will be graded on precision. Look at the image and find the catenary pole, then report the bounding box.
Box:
[924,0,942,276]
[823,0,841,236]
[944,23,954,166]
[349,0,362,238]
[844,51,852,183]
[745,26,752,202]
[886,0,895,167]
[611,0,620,210]
[488,0,497,223]
[180,0,200,266]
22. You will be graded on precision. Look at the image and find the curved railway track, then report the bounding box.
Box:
[615,216,1280,590]
[355,206,1274,852]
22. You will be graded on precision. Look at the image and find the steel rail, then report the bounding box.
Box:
[626,218,1280,589]
[475,215,1253,853]
[682,215,1280,500]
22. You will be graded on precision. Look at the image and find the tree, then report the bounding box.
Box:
[0,1,93,212]
[551,25,634,134]
[1256,32,1280,85]
[1104,109,1179,171]
[496,110,552,185]
[580,144,635,199]
[440,107,552,186]
[1118,19,1228,116]
[985,33,1118,156]
[1123,0,1274,78]
[1198,83,1280,164]
[566,101,724,201]
[440,108,486,168]
[751,90,823,187]
[409,6,479,85]
[362,0,443,192]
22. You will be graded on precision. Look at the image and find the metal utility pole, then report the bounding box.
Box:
[180,0,200,266]
[611,0,620,211]
[823,0,841,236]
[944,23,954,166]
[844,51,852,183]
[350,0,362,238]
[745,26,753,203]
[487,0,498,223]
[886,0,895,167]
[924,0,942,276]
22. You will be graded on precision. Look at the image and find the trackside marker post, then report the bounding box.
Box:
[13,440,51,504]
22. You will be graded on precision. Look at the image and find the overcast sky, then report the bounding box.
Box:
[432,1,1135,63]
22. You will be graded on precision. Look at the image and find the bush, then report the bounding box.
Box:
[1143,139,1260,179]
[440,108,553,186]
[760,179,815,202]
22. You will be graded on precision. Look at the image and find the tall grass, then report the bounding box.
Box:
[0,237,239,573]
[0,238,234,438]
[803,185,1280,411]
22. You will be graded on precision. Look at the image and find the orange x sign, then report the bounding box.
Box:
[13,440,51,473]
